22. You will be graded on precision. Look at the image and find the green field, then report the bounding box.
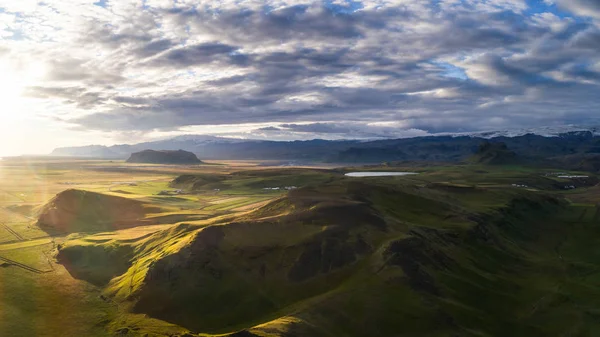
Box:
[1,159,600,336]
[0,159,323,336]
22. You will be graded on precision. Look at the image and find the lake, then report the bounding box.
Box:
[345,172,419,177]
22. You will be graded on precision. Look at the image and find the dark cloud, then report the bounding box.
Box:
[134,39,177,58]
[167,4,369,44]
[24,86,108,109]
[570,27,600,51]
[257,126,282,131]
[153,42,241,67]
[6,0,600,139]
[280,123,354,134]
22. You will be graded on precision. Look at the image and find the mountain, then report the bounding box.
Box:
[469,141,518,165]
[51,135,250,159]
[50,127,600,168]
[126,149,202,164]
[468,125,600,138]
[50,145,125,158]
[52,137,359,161]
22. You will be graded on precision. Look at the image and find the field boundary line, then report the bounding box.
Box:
[1,206,35,221]
[0,255,50,274]
[2,223,24,241]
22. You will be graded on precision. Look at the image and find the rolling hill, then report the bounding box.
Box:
[36,189,153,233]
[53,171,600,336]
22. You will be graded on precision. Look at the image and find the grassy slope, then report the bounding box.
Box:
[0,259,116,337]
[36,189,156,234]
[241,198,600,337]
[52,165,600,336]
[0,160,201,337]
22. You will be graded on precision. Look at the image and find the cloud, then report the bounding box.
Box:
[152,42,243,67]
[555,0,600,19]
[231,122,432,140]
[1,0,599,144]
[134,39,177,58]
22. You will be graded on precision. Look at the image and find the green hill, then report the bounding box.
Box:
[36,189,153,233]
[169,174,227,191]
[552,154,600,173]
[55,174,600,336]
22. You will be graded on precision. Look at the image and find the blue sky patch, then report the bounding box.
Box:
[93,0,109,8]
[524,0,573,19]
[434,62,468,80]
[323,0,364,14]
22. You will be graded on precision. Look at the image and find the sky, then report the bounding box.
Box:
[1,0,600,156]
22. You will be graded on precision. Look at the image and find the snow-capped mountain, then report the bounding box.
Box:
[50,125,600,163]
[465,125,600,139]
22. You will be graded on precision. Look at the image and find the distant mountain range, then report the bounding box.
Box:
[51,135,359,161]
[460,125,600,138]
[51,126,600,169]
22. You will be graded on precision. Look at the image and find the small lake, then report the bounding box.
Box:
[345,172,419,177]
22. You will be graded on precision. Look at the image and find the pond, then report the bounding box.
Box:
[345,172,419,177]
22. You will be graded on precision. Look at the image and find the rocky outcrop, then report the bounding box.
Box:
[470,141,518,165]
[127,149,202,164]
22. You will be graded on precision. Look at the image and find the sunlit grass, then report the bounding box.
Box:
[1,158,600,336]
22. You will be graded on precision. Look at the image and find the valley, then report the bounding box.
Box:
[0,158,600,336]
[5,0,600,335]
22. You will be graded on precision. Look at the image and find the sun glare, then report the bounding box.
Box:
[0,59,46,116]
[0,59,48,156]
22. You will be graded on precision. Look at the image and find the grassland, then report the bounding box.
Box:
[0,159,311,336]
[1,158,600,336]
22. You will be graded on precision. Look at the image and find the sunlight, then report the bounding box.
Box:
[0,60,23,113]
[0,59,46,117]
[0,59,48,156]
